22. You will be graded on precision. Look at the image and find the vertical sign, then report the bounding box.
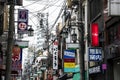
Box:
[17,9,28,34]
[12,45,22,75]
[53,40,58,69]
[89,47,102,61]
[64,49,75,72]
[91,23,99,47]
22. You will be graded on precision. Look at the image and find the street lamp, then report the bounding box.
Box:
[28,25,34,36]
[71,28,77,43]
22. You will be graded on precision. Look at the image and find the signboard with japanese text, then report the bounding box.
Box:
[89,47,102,61]
[64,49,75,72]
[53,40,58,69]
[17,9,28,34]
[89,66,101,74]
[64,50,75,58]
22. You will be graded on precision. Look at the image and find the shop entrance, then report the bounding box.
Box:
[113,59,120,80]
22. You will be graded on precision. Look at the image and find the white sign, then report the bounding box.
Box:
[64,50,75,58]
[53,40,58,69]
[15,40,29,48]
[89,66,101,74]
[66,43,79,49]
[108,0,120,16]
[40,66,46,70]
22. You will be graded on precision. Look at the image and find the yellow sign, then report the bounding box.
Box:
[64,62,75,68]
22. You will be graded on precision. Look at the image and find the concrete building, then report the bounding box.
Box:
[56,0,120,80]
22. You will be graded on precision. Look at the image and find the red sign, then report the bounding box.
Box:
[64,58,75,62]
[12,45,21,61]
[91,23,99,46]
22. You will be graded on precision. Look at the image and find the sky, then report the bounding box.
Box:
[15,0,65,45]
[18,0,64,30]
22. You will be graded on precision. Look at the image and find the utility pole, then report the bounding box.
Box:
[46,13,49,51]
[5,0,15,80]
[78,0,85,80]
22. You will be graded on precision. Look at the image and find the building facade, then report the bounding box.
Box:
[88,0,120,80]
[57,0,120,80]
[104,0,120,80]
[0,0,9,79]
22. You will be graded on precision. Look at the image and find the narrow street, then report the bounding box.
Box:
[0,0,120,80]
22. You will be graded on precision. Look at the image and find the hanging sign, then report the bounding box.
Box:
[53,40,58,69]
[12,46,22,75]
[17,9,28,34]
[89,47,102,61]
[91,23,99,46]
[64,49,75,72]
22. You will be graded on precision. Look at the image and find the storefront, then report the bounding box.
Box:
[105,17,120,80]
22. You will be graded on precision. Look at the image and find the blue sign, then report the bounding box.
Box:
[64,50,75,58]
[64,49,76,72]
[89,47,102,61]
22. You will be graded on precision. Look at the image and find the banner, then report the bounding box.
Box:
[17,9,28,34]
[12,45,22,75]
[53,40,58,69]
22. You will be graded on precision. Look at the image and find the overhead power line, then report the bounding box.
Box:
[50,0,66,30]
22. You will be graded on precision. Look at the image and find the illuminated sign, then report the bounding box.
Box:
[91,23,99,46]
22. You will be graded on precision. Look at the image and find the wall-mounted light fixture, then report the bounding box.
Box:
[71,28,77,43]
